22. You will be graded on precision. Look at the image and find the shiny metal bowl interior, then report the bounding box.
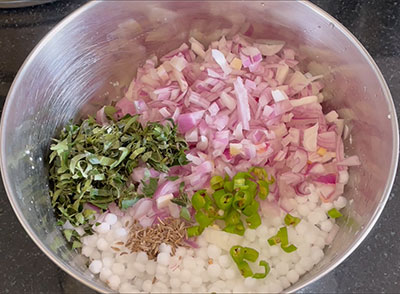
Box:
[1,1,398,293]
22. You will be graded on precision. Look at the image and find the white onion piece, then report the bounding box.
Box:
[254,39,285,56]
[196,135,208,151]
[271,89,289,102]
[220,92,237,111]
[303,123,319,152]
[276,64,289,85]
[290,96,318,107]
[211,49,232,75]
[233,77,251,130]
[170,55,188,72]
[156,193,174,209]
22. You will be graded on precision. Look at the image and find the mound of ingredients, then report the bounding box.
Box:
[49,34,360,293]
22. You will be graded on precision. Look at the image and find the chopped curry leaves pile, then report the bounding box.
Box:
[49,108,188,229]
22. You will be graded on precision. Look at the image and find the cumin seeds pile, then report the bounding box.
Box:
[125,217,190,260]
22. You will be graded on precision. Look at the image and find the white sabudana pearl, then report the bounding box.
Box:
[157,252,171,266]
[142,279,153,292]
[272,217,282,227]
[183,256,196,270]
[107,275,121,291]
[307,201,317,211]
[297,244,311,257]
[295,221,308,235]
[105,213,118,225]
[207,263,221,277]
[269,281,283,293]
[224,267,236,280]
[181,283,192,293]
[276,262,289,276]
[208,286,221,293]
[308,210,325,225]
[256,225,268,238]
[89,259,102,274]
[191,276,203,288]
[300,256,314,271]
[114,228,127,239]
[159,243,172,255]
[305,232,317,244]
[259,285,270,293]
[321,202,334,212]
[218,255,231,268]
[196,257,206,268]
[91,250,101,260]
[119,282,134,293]
[310,247,324,264]
[156,265,167,276]
[334,196,347,209]
[133,278,143,289]
[96,222,110,234]
[145,261,156,275]
[244,229,257,242]
[269,227,277,236]
[244,277,257,289]
[308,192,319,203]
[181,269,191,282]
[133,262,145,273]
[295,263,306,275]
[196,247,208,259]
[102,256,114,268]
[296,196,308,204]
[81,246,94,257]
[213,280,226,290]
[170,278,181,289]
[320,219,334,232]
[104,231,114,243]
[124,265,137,279]
[316,207,328,221]
[315,236,326,249]
[101,251,113,259]
[279,276,291,289]
[175,247,187,257]
[207,244,222,259]
[169,268,180,278]
[82,235,97,247]
[111,221,122,230]
[297,204,310,217]
[99,267,112,282]
[155,273,168,284]
[111,262,125,276]
[96,238,109,251]
[270,245,280,257]
[136,252,148,263]
[287,270,300,284]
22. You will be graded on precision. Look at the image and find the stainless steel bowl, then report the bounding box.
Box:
[1,1,398,293]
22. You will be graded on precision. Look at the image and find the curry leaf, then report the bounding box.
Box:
[141,177,159,198]
[121,198,141,210]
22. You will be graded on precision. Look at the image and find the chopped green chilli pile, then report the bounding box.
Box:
[49,32,360,293]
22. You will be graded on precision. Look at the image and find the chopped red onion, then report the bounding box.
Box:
[108,34,358,210]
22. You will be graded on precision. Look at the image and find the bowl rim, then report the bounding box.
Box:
[0,1,398,293]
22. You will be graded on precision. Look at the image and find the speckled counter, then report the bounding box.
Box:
[0,1,399,293]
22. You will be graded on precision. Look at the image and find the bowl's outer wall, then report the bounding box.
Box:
[1,1,397,293]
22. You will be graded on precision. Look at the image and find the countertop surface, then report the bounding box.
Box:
[0,1,399,293]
